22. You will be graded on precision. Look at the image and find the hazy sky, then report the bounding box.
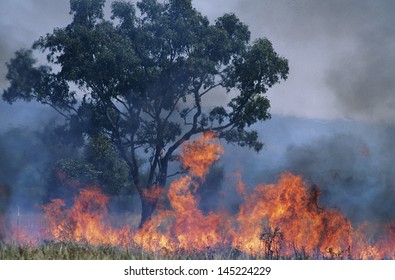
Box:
[1,1,395,223]
[1,0,395,123]
[196,0,395,122]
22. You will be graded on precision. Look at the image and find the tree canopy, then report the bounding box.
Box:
[3,0,289,226]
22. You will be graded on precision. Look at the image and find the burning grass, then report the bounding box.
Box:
[0,242,227,260]
[0,240,367,260]
[0,242,125,260]
[2,133,395,259]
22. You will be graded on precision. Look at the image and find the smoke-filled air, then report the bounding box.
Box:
[1,0,395,260]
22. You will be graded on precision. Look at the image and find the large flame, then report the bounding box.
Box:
[42,187,131,247]
[233,173,359,257]
[134,132,229,252]
[5,132,395,259]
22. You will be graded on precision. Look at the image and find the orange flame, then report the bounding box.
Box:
[6,133,395,259]
[180,132,224,179]
[142,185,165,203]
[135,133,228,252]
[233,173,354,256]
[43,187,131,247]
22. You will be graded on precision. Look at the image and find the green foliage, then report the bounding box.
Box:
[50,134,131,195]
[54,158,99,183]
[84,134,130,195]
[4,0,288,151]
[3,50,76,112]
[2,0,289,223]
[70,0,105,26]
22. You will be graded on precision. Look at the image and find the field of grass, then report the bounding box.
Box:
[0,242,166,260]
[0,242,256,260]
[0,242,134,260]
[0,241,353,260]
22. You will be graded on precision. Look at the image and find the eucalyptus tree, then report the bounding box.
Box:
[3,0,289,227]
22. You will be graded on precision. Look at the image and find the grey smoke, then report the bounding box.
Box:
[1,0,395,231]
[204,0,395,224]
[0,0,70,86]
[255,121,395,224]
[226,0,395,122]
[0,128,52,210]
[321,1,395,122]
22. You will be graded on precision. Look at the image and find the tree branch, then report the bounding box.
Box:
[167,170,187,178]
[41,101,71,120]
[164,87,204,159]
[164,95,182,122]
[198,80,223,97]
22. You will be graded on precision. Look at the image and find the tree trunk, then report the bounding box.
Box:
[139,193,157,229]
[138,158,168,229]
